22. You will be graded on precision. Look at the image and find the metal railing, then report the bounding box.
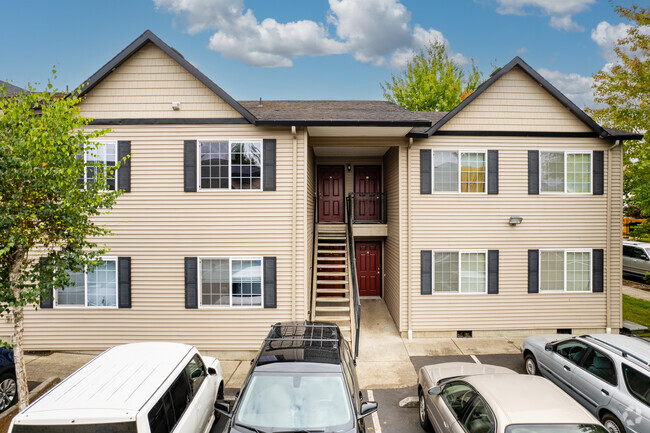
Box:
[348,192,387,224]
[345,194,361,358]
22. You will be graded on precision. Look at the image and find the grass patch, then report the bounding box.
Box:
[623,294,650,337]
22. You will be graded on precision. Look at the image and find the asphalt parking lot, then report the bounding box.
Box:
[210,353,525,433]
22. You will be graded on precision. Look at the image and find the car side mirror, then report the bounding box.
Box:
[545,343,554,352]
[358,401,378,419]
[207,367,217,376]
[215,401,232,418]
[428,386,442,396]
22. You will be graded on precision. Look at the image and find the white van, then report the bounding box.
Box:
[8,342,224,433]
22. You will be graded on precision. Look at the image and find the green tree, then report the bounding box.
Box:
[0,77,125,409]
[587,6,649,236]
[381,42,481,112]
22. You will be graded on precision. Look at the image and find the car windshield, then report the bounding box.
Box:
[505,424,608,433]
[235,372,353,431]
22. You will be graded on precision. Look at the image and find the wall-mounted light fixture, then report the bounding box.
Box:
[509,216,523,226]
[347,164,352,172]
[171,101,181,111]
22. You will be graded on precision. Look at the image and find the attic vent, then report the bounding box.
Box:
[557,328,572,334]
[257,97,263,108]
[457,330,472,338]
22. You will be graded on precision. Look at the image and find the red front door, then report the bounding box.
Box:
[354,166,381,222]
[356,242,381,297]
[318,166,345,223]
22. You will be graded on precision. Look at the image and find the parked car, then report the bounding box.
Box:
[417,362,607,433]
[623,240,650,276]
[521,333,650,433]
[8,342,223,433]
[215,321,377,433]
[0,347,16,412]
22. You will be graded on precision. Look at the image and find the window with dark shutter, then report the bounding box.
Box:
[593,249,604,292]
[487,150,498,195]
[184,257,198,308]
[117,141,131,193]
[488,250,499,294]
[593,151,604,195]
[528,250,539,293]
[184,140,197,192]
[528,151,539,195]
[421,250,432,295]
[118,257,131,308]
[263,139,276,191]
[420,149,432,194]
[264,257,277,308]
[39,257,53,309]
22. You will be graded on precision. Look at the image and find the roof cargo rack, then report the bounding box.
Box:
[257,322,342,365]
[582,335,650,372]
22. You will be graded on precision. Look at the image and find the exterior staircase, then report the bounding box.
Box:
[310,224,354,345]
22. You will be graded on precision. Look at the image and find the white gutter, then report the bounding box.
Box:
[606,139,620,334]
[407,137,413,339]
[292,126,297,321]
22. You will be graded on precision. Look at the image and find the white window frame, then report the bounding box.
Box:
[54,256,119,309]
[539,151,593,195]
[197,139,263,192]
[538,249,592,293]
[84,140,118,191]
[431,149,488,195]
[431,249,488,295]
[198,256,264,309]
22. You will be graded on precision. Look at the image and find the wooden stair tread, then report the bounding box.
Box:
[316,272,347,276]
[316,280,349,284]
[317,264,347,268]
[315,297,349,303]
[316,288,349,293]
[315,306,350,312]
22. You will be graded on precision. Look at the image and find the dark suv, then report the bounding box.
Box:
[215,322,377,433]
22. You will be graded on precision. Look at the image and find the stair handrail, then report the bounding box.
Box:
[310,195,317,319]
[346,193,361,358]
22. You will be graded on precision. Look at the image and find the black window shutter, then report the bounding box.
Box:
[117,141,131,193]
[528,250,539,293]
[184,140,197,192]
[263,139,276,191]
[39,257,53,309]
[593,151,604,195]
[421,250,432,295]
[420,149,432,194]
[118,257,131,308]
[184,257,198,309]
[488,150,499,194]
[488,250,499,294]
[528,151,539,195]
[77,144,85,188]
[264,257,277,308]
[593,249,604,292]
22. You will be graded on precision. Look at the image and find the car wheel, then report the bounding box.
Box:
[418,390,433,432]
[602,413,625,433]
[524,353,539,376]
[0,372,17,412]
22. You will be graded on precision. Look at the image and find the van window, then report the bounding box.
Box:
[11,423,137,433]
[184,354,206,397]
[147,372,191,433]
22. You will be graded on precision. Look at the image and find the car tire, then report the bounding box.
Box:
[418,390,433,432]
[0,372,17,412]
[524,353,539,376]
[601,413,625,433]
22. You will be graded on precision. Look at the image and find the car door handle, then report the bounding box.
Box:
[443,421,449,428]
[563,365,571,372]
[601,389,609,396]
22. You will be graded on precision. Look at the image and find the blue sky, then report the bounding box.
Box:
[0,0,639,108]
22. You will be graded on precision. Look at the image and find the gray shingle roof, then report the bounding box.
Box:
[238,100,433,126]
[603,127,644,140]
[0,80,25,97]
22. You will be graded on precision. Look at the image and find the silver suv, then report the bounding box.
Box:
[521,334,650,433]
[623,240,650,277]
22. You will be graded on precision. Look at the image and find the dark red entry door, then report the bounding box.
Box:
[354,166,381,222]
[318,166,345,223]
[356,242,381,297]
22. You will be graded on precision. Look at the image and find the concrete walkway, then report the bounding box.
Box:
[623,283,650,302]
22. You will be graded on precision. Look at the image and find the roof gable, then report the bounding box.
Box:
[72,30,255,122]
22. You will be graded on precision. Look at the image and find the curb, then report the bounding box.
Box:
[0,376,60,421]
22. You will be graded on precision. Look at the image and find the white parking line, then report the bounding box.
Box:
[367,390,382,433]
[470,355,481,364]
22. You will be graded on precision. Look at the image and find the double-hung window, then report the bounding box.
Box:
[199,257,263,307]
[199,140,262,190]
[82,141,118,191]
[432,250,487,293]
[433,151,487,193]
[539,249,592,292]
[55,258,118,307]
[540,151,592,193]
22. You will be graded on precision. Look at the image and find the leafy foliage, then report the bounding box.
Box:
[381,42,481,112]
[586,6,649,236]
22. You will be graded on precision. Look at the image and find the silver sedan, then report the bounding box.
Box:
[417,362,607,433]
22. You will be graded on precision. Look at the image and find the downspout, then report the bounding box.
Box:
[407,137,413,340]
[292,126,297,321]
[605,139,620,334]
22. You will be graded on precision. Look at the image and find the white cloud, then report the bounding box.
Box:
[515,47,528,54]
[492,0,595,31]
[591,21,632,64]
[155,0,468,69]
[538,67,595,109]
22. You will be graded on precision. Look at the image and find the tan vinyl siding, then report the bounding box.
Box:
[18,124,306,351]
[407,136,621,332]
[383,146,401,326]
[440,67,592,132]
[78,43,243,119]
